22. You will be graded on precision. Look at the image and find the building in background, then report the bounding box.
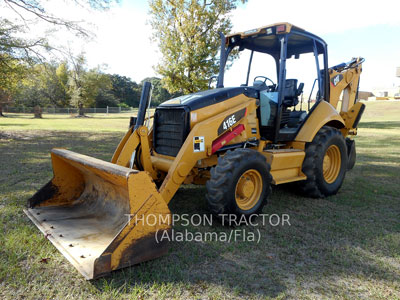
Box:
[366,67,400,100]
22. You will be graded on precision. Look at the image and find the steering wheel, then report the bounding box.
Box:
[254,76,275,86]
[253,76,276,91]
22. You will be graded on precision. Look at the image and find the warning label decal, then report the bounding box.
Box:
[193,136,205,152]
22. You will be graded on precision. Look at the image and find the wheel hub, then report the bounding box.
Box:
[237,179,254,198]
[235,169,263,211]
[323,145,341,184]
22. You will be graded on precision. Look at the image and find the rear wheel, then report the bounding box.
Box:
[206,148,272,217]
[299,126,348,198]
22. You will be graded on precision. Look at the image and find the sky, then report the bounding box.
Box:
[3,0,400,92]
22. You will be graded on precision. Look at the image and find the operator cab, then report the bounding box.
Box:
[218,23,329,142]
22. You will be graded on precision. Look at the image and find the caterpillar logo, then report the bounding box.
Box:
[331,74,343,87]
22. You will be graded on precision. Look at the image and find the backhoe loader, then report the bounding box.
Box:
[24,23,365,279]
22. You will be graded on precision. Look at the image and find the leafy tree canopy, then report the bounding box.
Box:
[149,0,246,94]
[0,0,117,114]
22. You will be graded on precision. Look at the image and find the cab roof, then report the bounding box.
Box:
[226,22,303,39]
[225,22,326,57]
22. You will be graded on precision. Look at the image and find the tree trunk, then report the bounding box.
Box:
[0,104,4,117]
[34,106,42,118]
[78,102,85,116]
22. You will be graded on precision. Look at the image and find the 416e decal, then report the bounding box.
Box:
[217,108,246,135]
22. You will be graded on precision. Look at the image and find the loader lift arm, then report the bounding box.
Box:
[113,99,258,204]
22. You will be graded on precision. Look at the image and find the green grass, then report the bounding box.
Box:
[1,101,399,299]
[0,113,135,132]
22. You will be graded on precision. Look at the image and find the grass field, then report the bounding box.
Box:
[0,101,399,299]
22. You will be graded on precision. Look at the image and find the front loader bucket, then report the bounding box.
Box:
[24,149,171,280]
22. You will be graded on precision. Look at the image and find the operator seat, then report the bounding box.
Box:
[283,79,303,107]
[281,79,304,127]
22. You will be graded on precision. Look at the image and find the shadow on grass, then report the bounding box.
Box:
[0,123,29,127]
[0,113,132,120]
[1,114,39,119]
[359,121,400,130]
[88,116,134,120]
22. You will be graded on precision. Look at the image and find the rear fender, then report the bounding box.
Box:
[295,101,345,142]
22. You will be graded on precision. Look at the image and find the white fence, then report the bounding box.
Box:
[3,106,137,114]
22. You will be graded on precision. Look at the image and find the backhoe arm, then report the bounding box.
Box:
[329,57,364,112]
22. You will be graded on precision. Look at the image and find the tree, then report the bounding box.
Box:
[0,0,115,114]
[12,61,71,116]
[0,0,115,59]
[56,61,71,107]
[33,62,70,108]
[12,65,50,113]
[0,55,26,116]
[149,0,245,94]
[0,18,31,116]
[67,54,119,110]
[81,68,118,108]
[141,77,182,106]
[109,74,141,107]
[67,53,86,114]
[0,0,116,75]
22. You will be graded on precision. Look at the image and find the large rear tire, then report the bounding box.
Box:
[206,148,272,217]
[299,126,348,198]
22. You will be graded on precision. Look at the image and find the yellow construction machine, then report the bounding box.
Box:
[24,23,365,279]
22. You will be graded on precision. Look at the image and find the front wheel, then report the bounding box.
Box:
[206,148,272,217]
[299,126,348,198]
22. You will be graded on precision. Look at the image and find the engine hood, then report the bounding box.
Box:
[158,87,257,111]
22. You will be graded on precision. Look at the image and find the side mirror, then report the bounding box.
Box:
[208,76,218,89]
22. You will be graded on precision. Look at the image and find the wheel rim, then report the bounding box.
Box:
[235,169,263,211]
[323,145,341,184]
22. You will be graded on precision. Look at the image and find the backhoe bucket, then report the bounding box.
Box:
[24,149,171,280]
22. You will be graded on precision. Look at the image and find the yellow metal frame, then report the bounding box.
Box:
[329,63,362,112]
[340,102,365,136]
[262,149,306,184]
